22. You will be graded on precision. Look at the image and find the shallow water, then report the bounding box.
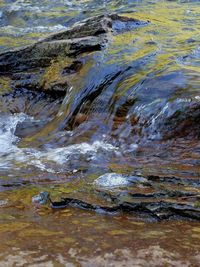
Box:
[1,0,200,266]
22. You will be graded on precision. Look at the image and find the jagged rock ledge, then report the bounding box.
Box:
[0,14,148,97]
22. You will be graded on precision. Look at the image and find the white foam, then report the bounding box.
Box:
[0,113,27,154]
[8,2,42,13]
[44,141,117,164]
[0,113,118,173]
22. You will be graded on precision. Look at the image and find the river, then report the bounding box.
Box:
[0,0,200,266]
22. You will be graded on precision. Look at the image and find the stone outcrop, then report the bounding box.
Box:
[0,14,147,96]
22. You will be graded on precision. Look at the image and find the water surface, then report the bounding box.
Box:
[0,0,200,265]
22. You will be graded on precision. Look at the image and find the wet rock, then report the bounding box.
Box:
[0,199,8,207]
[137,97,200,140]
[15,120,46,138]
[0,36,103,74]
[37,190,200,221]
[146,201,200,221]
[110,14,148,33]
[94,173,147,188]
[62,60,83,75]
[95,173,131,188]
[0,14,147,95]
[161,100,200,139]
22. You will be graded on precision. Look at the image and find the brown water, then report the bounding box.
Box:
[0,0,200,266]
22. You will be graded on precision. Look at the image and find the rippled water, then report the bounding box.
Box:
[1,0,200,266]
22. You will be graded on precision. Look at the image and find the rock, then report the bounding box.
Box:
[15,120,46,138]
[0,14,147,95]
[0,199,8,207]
[161,100,200,139]
[0,36,103,73]
[95,173,131,188]
[94,173,147,188]
[32,191,50,205]
[33,189,200,221]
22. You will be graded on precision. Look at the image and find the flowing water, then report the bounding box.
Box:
[1,0,200,266]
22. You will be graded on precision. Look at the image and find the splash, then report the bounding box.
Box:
[0,113,27,155]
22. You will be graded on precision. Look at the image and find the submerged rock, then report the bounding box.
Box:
[94,173,147,188]
[32,191,50,205]
[95,173,130,188]
[0,199,8,207]
[161,100,200,139]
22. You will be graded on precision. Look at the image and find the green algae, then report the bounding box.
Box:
[0,77,12,94]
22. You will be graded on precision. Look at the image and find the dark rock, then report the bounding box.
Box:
[62,60,83,75]
[15,120,47,138]
[50,195,200,221]
[0,36,104,73]
[159,100,200,139]
[0,14,148,95]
